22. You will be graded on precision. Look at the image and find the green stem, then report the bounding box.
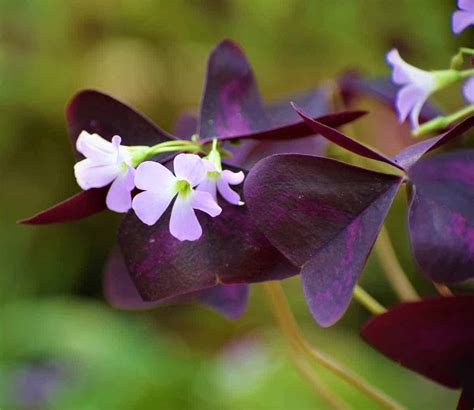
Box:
[353,285,386,315]
[460,47,474,56]
[374,227,420,301]
[263,282,406,410]
[413,104,474,137]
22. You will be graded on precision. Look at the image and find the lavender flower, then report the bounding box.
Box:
[132,154,221,241]
[198,159,245,205]
[386,49,437,129]
[452,0,474,34]
[74,132,136,213]
[463,76,474,103]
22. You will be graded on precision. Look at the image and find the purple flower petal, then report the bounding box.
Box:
[217,178,241,205]
[118,199,298,302]
[173,154,206,186]
[453,10,474,34]
[393,115,474,169]
[244,154,402,326]
[396,84,425,123]
[197,284,249,320]
[74,160,120,190]
[198,39,271,139]
[105,167,135,212]
[408,150,474,283]
[170,195,202,241]
[67,89,175,159]
[132,190,175,227]
[191,190,222,217]
[460,0,474,12]
[18,188,108,225]
[462,76,474,103]
[293,104,404,171]
[362,295,474,388]
[134,161,177,191]
[103,248,248,319]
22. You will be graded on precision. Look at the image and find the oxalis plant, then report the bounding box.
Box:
[21,3,474,409]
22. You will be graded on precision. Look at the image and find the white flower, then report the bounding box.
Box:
[197,160,245,206]
[386,49,437,129]
[132,154,222,241]
[74,131,135,213]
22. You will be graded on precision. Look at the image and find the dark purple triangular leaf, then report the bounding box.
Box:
[103,248,249,319]
[408,150,474,283]
[198,39,271,139]
[196,283,249,320]
[293,103,404,171]
[265,87,330,127]
[362,295,474,388]
[118,200,297,302]
[19,187,108,225]
[244,154,402,326]
[67,89,175,158]
[173,112,198,139]
[394,116,474,169]
[458,390,473,410]
[338,72,442,122]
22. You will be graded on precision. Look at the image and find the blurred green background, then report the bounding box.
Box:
[1,1,470,409]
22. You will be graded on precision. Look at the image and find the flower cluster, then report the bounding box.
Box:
[386,0,474,135]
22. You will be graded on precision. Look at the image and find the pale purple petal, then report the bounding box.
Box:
[453,10,474,33]
[74,159,120,189]
[463,77,474,103]
[221,169,245,185]
[170,195,202,241]
[173,154,206,186]
[197,178,218,201]
[75,131,116,161]
[460,0,474,11]
[134,161,176,192]
[217,178,242,205]
[386,49,411,84]
[106,167,135,213]
[409,95,430,129]
[132,189,175,226]
[396,84,425,123]
[191,190,222,217]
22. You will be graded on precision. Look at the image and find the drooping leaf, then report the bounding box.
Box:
[118,199,297,302]
[408,150,474,283]
[103,248,249,319]
[198,39,271,139]
[362,295,474,388]
[19,187,108,225]
[293,103,404,171]
[394,116,474,169]
[244,154,402,326]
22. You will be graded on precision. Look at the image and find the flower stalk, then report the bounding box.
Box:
[263,281,406,410]
[353,285,387,315]
[412,104,474,136]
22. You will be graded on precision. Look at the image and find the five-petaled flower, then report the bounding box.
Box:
[74,131,136,213]
[198,159,245,206]
[132,154,222,241]
[452,0,474,34]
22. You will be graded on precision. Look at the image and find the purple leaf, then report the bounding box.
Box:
[103,248,249,319]
[408,150,474,283]
[394,116,474,169]
[453,358,474,409]
[362,295,474,388]
[197,283,249,320]
[21,90,176,225]
[338,72,442,122]
[293,103,404,171]
[266,87,330,127]
[118,199,297,302]
[173,112,198,139]
[244,154,402,326]
[198,39,271,139]
[19,187,108,225]
[67,89,175,158]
